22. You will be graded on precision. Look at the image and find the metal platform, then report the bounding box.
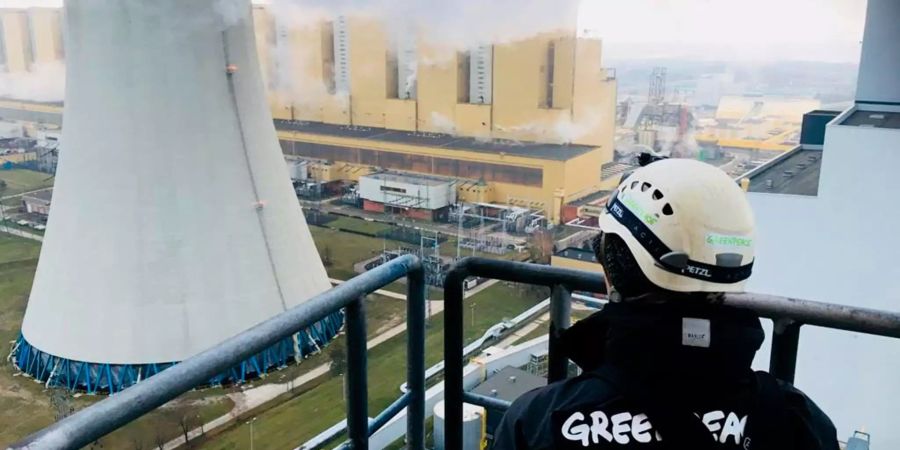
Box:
[11,311,344,394]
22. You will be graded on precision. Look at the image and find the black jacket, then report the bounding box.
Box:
[492,301,838,450]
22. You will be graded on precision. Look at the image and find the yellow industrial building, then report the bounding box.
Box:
[0,8,63,71]
[1,6,619,223]
[695,96,822,153]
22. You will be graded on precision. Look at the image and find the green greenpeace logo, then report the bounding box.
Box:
[706,233,752,248]
[622,196,657,225]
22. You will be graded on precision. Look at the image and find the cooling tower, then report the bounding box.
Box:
[12,0,342,393]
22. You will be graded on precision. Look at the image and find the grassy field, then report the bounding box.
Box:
[327,216,392,236]
[0,227,410,448]
[0,211,532,447]
[0,235,239,448]
[309,225,445,299]
[195,282,546,450]
[0,170,54,197]
[0,236,46,446]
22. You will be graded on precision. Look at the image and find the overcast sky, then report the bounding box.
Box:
[1,0,867,63]
[581,0,867,62]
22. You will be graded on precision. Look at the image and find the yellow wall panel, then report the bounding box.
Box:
[571,38,616,148]
[454,103,491,137]
[1,10,30,72]
[416,42,458,133]
[551,254,603,273]
[27,8,63,64]
[321,96,351,125]
[551,37,575,110]
[384,99,417,131]
[348,17,387,127]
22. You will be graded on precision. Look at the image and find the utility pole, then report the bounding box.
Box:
[246,417,257,450]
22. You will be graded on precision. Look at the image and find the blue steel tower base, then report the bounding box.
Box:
[12,311,343,394]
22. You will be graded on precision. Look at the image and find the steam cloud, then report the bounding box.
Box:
[271,0,580,50]
[0,61,66,103]
[266,0,580,122]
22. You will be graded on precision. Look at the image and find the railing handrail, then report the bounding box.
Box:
[14,254,900,450]
[441,256,900,450]
[10,254,426,450]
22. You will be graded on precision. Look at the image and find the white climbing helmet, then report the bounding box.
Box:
[597,158,755,293]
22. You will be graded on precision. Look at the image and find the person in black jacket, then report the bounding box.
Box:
[492,159,837,450]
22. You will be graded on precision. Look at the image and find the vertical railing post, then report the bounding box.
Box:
[345,297,369,450]
[548,284,572,383]
[769,319,801,384]
[406,267,427,450]
[444,270,466,450]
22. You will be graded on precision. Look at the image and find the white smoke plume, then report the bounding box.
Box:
[0,61,66,103]
[266,0,579,112]
[271,0,579,49]
[429,112,456,135]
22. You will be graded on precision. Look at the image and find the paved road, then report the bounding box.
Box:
[0,224,42,241]
[0,187,52,201]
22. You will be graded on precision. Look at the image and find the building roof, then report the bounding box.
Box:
[274,120,597,161]
[362,171,451,186]
[23,188,53,202]
[471,366,547,403]
[716,96,821,122]
[745,146,822,196]
[841,110,900,129]
[554,246,598,263]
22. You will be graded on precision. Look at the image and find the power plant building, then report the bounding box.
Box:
[2,5,618,224]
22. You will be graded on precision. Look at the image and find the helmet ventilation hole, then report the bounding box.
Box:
[662,203,673,215]
[631,181,639,190]
[641,182,652,192]
[652,189,664,200]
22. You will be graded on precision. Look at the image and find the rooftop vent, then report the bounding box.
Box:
[783,170,795,178]
[765,179,774,189]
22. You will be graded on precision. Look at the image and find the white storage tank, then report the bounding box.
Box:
[433,399,485,450]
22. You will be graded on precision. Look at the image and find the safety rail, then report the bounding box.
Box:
[442,257,900,450]
[9,254,427,450]
[11,255,900,450]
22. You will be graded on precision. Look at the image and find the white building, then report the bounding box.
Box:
[359,172,456,221]
[745,0,900,445]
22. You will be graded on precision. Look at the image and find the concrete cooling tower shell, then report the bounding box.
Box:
[12,0,341,393]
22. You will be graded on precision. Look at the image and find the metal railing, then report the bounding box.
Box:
[442,257,900,450]
[9,254,427,450]
[11,255,900,450]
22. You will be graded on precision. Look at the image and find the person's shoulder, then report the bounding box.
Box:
[507,371,620,418]
[772,377,840,450]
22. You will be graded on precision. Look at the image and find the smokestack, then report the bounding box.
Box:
[12,0,341,393]
[855,0,900,105]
